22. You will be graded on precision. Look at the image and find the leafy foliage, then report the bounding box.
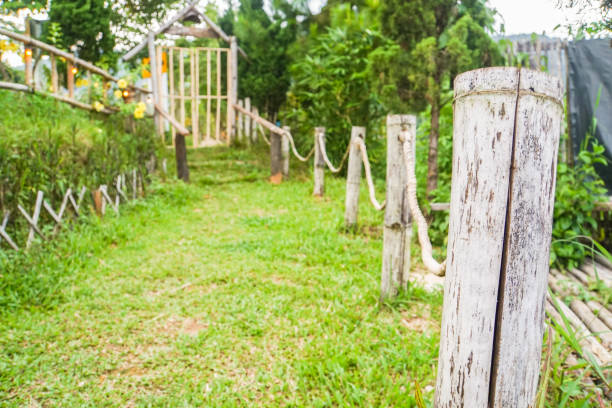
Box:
[0,90,162,219]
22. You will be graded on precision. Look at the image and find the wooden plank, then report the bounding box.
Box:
[586,300,612,329]
[206,49,211,140]
[570,299,612,348]
[148,32,161,138]
[435,67,563,407]
[237,99,244,142]
[154,102,189,135]
[67,62,75,99]
[18,191,45,247]
[191,48,199,147]
[380,115,413,300]
[156,45,164,136]
[344,126,366,229]
[165,25,218,38]
[216,49,221,141]
[228,36,238,145]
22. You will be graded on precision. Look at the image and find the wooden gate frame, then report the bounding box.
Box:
[121,0,245,147]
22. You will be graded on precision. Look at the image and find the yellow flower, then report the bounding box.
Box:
[0,40,7,52]
[117,79,128,89]
[75,78,89,87]
[93,101,105,112]
[136,101,146,111]
[133,107,145,119]
[114,90,123,99]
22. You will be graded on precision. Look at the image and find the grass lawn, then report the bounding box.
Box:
[0,146,442,407]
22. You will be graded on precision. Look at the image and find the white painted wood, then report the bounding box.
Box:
[344,126,365,229]
[0,212,19,251]
[24,191,44,247]
[148,32,161,138]
[435,67,563,408]
[380,115,413,301]
[252,107,259,143]
[281,126,290,178]
[237,99,244,142]
[245,98,252,144]
[313,127,326,196]
[228,36,238,145]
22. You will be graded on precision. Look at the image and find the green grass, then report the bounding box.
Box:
[0,146,442,407]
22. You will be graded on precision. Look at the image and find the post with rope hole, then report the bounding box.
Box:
[434,67,563,407]
[270,128,283,182]
[313,127,326,196]
[281,126,290,178]
[344,126,365,229]
[380,115,413,301]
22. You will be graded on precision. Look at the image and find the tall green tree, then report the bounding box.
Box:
[48,0,115,64]
[378,0,502,198]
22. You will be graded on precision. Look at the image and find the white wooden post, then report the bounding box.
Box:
[380,115,413,301]
[281,125,290,178]
[270,129,282,179]
[313,127,326,196]
[228,36,238,145]
[434,67,563,407]
[147,32,161,138]
[237,99,244,142]
[344,126,366,229]
[245,97,252,144]
[252,107,260,143]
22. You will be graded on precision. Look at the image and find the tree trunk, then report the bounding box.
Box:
[175,134,190,182]
[426,97,440,199]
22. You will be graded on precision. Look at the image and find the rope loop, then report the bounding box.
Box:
[317,133,351,173]
[353,138,385,211]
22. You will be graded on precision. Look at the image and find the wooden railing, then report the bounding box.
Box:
[0,27,151,113]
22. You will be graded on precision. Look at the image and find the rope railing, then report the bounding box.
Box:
[399,130,446,276]
[353,138,385,211]
[282,129,315,162]
[317,133,351,173]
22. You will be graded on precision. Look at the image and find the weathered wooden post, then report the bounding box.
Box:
[313,127,326,196]
[24,48,33,87]
[344,126,366,229]
[237,99,244,142]
[147,32,161,138]
[380,115,413,301]
[245,97,252,144]
[270,129,283,181]
[50,55,58,94]
[434,67,562,407]
[281,126,290,178]
[228,36,238,145]
[252,107,260,143]
[67,61,75,99]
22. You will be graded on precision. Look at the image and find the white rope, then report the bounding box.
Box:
[317,133,351,173]
[353,138,385,211]
[400,131,446,276]
[256,123,271,146]
[282,129,315,162]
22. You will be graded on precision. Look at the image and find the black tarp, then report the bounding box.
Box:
[567,39,612,191]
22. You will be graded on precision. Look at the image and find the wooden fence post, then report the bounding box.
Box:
[344,126,366,229]
[50,54,58,94]
[67,61,75,99]
[24,48,33,87]
[252,107,259,143]
[237,99,244,142]
[270,129,282,181]
[245,97,252,144]
[281,125,290,178]
[147,32,161,138]
[380,115,413,301]
[228,36,238,145]
[434,67,563,407]
[313,127,326,196]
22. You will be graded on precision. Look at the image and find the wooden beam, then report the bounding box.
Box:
[154,102,189,135]
[166,25,218,38]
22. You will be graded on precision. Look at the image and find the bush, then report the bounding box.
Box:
[0,90,161,217]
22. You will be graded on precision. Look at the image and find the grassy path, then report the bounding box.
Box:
[1,147,442,407]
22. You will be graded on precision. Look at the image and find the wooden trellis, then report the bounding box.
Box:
[158,46,230,147]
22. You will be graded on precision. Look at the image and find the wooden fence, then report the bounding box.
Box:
[0,27,151,114]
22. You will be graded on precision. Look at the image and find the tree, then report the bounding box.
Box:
[48,0,115,64]
[378,0,502,198]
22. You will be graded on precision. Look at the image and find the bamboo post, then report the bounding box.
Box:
[237,99,244,142]
[270,129,283,180]
[228,36,238,145]
[313,127,326,196]
[67,61,75,99]
[147,32,161,138]
[156,45,164,136]
[24,48,33,87]
[50,54,58,94]
[180,48,186,129]
[206,49,211,140]
[245,97,252,144]
[281,125,290,178]
[191,48,199,147]
[215,49,221,142]
[380,115,413,300]
[434,67,563,407]
[344,126,366,229]
[169,48,176,146]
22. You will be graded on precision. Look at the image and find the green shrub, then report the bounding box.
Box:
[0,90,161,217]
